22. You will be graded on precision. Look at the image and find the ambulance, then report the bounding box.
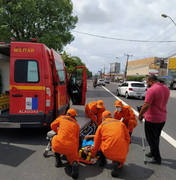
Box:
[0,39,87,128]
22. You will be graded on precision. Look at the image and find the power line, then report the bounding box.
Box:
[132,30,176,56]
[72,30,176,42]
[128,18,176,54]
[116,57,126,67]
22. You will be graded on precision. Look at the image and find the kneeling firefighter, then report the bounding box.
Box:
[51,109,80,179]
[91,111,130,178]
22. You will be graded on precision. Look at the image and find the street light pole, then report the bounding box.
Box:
[124,54,133,79]
[161,14,176,26]
[109,63,111,81]
[161,14,176,79]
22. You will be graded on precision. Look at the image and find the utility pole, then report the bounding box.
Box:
[109,63,111,81]
[124,54,133,79]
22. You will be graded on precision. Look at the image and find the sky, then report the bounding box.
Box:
[64,0,176,75]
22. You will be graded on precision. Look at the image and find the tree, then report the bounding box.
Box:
[127,76,146,81]
[61,51,92,78]
[0,0,78,51]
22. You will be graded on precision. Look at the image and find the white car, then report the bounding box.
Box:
[116,81,147,99]
[97,79,105,86]
[104,79,110,84]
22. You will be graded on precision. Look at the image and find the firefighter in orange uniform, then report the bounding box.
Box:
[91,111,130,177]
[114,100,137,137]
[85,100,106,126]
[51,109,80,179]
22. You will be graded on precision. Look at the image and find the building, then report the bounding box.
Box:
[168,57,176,79]
[110,63,120,74]
[127,57,168,77]
[104,73,124,82]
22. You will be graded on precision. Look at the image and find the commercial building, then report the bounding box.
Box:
[168,57,176,79]
[110,63,120,74]
[127,57,168,77]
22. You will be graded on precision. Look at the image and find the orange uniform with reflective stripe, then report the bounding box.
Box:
[51,115,80,165]
[85,101,105,126]
[114,105,137,133]
[91,118,130,165]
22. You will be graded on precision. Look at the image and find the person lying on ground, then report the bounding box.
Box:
[79,135,101,163]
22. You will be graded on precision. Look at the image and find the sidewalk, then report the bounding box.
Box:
[170,90,176,99]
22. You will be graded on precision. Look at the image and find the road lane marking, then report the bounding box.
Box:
[102,86,176,149]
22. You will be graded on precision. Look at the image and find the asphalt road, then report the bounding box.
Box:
[0,80,176,180]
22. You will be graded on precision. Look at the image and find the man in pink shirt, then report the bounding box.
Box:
[138,74,170,164]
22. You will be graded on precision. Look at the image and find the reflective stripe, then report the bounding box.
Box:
[101,119,119,127]
[63,117,79,127]
[10,85,45,90]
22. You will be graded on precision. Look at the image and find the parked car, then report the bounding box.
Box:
[119,79,124,83]
[142,81,147,87]
[97,79,105,86]
[170,80,176,89]
[142,80,149,90]
[104,79,110,84]
[116,81,147,99]
[173,81,176,89]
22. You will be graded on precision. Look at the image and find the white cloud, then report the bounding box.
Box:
[64,0,176,74]
[64,45,78,54]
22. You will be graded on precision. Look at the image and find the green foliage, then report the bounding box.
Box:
[0,0,78,51]
[127,76,146,81]
[61,51,92,78]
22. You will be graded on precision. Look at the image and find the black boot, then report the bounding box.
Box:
[71,161,79,179]
[55,153,62,167]
[99,152,106,167]
[111,161,120,177]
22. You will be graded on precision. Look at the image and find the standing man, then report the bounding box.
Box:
[51,109,80,179]
[114,100,137,137]
[85,100,106,126]
[91,111,130,178]
[138,74,170,164]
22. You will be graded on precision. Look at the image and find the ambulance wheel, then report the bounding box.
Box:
[43,150,48,158]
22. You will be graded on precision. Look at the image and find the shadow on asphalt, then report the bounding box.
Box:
[118,163,154,180]
[64,161,104,180]
[0,128,50,146]
[162,158,176,170]
[0,142,35,167]
[131,136,148,147]
[63,161,154,180]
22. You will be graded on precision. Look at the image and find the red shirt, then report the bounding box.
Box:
[144,83,170,123]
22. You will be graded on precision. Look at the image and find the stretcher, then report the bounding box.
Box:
[43,116,95,158]
[78,148,100,164]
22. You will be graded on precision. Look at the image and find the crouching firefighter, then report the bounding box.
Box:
[91,111,130,178]
[85,100,106,127]
[51,109,80,179]
[114,100,137,139]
